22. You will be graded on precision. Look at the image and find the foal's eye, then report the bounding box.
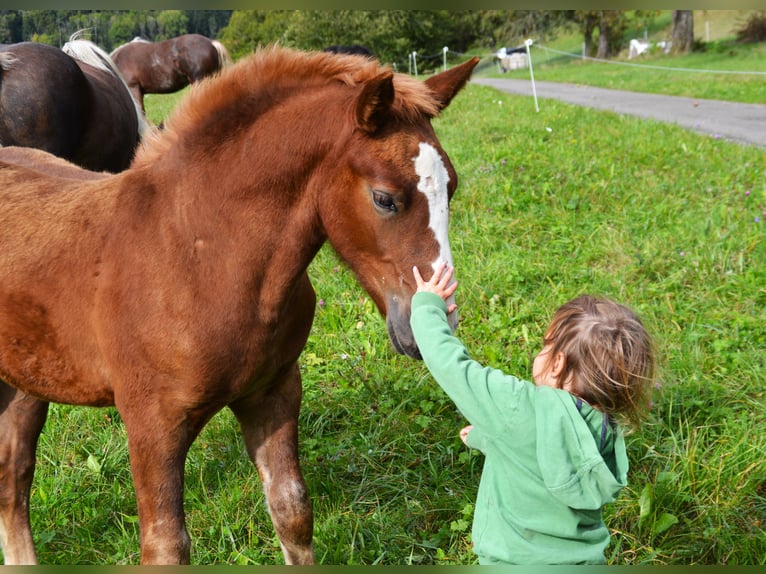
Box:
[372,190,398,213]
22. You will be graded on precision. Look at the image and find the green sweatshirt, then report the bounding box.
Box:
[410,291,629,565]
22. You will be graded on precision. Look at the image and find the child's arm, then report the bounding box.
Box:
[410,264,533,438]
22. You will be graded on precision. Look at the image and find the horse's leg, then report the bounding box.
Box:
[119,402,200,564]
[128,84,145,114]
[0,382,49,565]
[230,364,314,565]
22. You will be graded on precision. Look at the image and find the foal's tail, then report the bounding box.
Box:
[62,31,149,139]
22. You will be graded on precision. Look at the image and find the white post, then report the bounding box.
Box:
[412,51,418,77]
[525,39,539,113]
[443,46,448,71]
[408,52,412,75]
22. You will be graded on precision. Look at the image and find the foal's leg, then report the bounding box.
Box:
[230,365,314,565]
[119,403,200,564]
[0,383,49,565]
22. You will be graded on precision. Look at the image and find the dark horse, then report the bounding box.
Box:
[324,44,375,58]
[0,39,146,173]
[110,34,226,113]
[0,46,478,564]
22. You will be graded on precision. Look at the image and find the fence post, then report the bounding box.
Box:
[525,38,539,113]
[443,46,448,71]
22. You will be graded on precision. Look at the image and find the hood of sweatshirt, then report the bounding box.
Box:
[535,386,628,510]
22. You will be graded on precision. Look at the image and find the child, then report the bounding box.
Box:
[410,262,655,565]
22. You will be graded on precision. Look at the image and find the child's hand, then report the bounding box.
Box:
[413,261,458,314]
[460,425,473,445]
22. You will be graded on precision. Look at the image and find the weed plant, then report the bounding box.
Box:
[10,64,765,565]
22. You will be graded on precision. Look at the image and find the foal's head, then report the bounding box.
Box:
[310,52,478,358]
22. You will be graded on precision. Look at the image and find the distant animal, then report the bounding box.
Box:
[495,46,528,72]
[628,38,671,59]
[628,38,651,59]
[0,37,146,173]
[0,46,479,564]
[110,33,224,112]
[323,44,375,58]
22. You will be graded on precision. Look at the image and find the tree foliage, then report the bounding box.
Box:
[220,11,487,70]
[216,11,576,71]
[0,10,231,51]
[0,10,708,64]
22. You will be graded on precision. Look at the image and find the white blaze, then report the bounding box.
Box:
[413,142,458,330]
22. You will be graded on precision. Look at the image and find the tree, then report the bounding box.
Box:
[575,10,627,58]
[0,10,23,43]
[671,10,694,54]
[20,10,60,45]
[65,11,113,48]
[576,11,599,56]
[110,11,139,46]
[219,11,292,60]
[185,10,232,38]
[156,10,188,40]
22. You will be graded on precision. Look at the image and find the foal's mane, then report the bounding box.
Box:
[132,46,441,169]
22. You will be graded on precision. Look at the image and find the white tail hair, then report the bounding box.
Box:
[62,30,149,139]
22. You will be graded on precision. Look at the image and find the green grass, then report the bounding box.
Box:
[6,53,766,565]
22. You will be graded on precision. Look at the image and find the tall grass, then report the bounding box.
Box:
[6,57,764,565]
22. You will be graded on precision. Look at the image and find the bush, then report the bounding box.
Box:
[734,11,766,43]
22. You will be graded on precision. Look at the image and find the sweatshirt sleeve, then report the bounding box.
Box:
[463,424,488,452]
[410,291,534,439]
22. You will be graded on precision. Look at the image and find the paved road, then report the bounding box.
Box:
[472,78,766,148]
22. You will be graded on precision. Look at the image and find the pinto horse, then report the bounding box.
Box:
[110,34,226,113]
[0,46,478,564]
[0,39,146,173]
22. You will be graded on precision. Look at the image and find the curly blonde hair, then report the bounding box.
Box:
[543,295,655,426]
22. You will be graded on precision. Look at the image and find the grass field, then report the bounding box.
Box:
[6,43,765,565]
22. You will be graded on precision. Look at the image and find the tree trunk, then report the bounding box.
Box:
[671,10,694,54]
[596,15,612,58]
[583,14,597,57]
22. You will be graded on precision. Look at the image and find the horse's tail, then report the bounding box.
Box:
[212,40,232,68]
[63,31,121,76]
[63,31,150,140]
[0,51,18,71]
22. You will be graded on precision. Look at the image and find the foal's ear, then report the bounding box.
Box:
[355,71,395,135]
[424,56,480,111]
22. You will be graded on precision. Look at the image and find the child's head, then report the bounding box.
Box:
[535,294,655,424]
